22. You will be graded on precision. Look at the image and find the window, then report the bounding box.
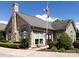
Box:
[40,39,43,44]
[20,25,29,39]
[34,32,43,44]
[21,31,28,39]
[34,33,43,39]
[35,39,39,44]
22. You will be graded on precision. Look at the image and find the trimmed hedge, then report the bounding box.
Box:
[0,37,31,49]
[0,42,20,49]
[0,40,8,42]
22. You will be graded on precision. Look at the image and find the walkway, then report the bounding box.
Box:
[0,47,79,57]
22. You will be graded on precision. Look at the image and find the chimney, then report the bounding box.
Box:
[11,3,19,41]
[12,3,19,13]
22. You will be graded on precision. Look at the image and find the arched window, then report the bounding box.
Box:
[20,25,29,39]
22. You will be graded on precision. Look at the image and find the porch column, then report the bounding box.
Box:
[30,31,35,48]
[51,33,53,41]
[43,33,45,45]
[48,33,50,45]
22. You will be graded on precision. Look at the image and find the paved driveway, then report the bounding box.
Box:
[0,47,79,57]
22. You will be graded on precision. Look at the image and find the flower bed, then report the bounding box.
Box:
[38,48,79,53]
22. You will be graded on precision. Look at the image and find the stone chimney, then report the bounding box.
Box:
[11,3,19,42]
[12,3,19,13]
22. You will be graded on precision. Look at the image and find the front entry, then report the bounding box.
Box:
[35,39,43,47]
[34,32,44,47]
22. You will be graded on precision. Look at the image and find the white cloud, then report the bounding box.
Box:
[0,20,8,24]
[76,22,79,29]
[35,14,79,30]
[35,14,58,22]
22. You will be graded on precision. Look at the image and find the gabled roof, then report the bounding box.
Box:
[51,19,76,31]
[16,13,76,31]
[17,13,54,30]
[0,23,6,31]
[5,12,76,32]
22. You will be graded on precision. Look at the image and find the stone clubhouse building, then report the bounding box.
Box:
[2,3,76,48]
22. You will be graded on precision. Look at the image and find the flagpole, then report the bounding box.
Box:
[46,2,49,45]
[46,2,48,35]
[46,17,48,44]
[44,1,50,45]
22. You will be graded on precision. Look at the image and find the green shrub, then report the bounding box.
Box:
[20,37,31,48]
[26,37,31,48]
[0,31,5,40]
[13,42,20,44]
[76,31,79,37]
[73,40,79,49]
[0,42,20,49]
[49,41,53,49]
[58,48,65,52]
[73,48,79,53]
[50,47,58,52]
[0,40,8,42]
[59,32,73,50]
[49,41,58,49]
[20,39,27,48]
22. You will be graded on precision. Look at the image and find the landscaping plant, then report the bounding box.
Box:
[73,40,79,49]
[20,37,31,48]
[0,31,5,40]
[59,32,73,50]
[49,40,58,49]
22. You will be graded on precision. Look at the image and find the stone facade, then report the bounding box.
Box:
[65,22,76,41]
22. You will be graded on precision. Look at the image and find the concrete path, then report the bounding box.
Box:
[0,47,79,57]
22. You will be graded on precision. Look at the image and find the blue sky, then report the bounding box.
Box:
[0,1,79,23]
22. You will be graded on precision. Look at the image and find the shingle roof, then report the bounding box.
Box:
[16,13,75,31]
[0,23,6,31]
[51,20,75,30]
[17,13,54,30]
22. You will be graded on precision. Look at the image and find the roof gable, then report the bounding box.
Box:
[51,19,76,31]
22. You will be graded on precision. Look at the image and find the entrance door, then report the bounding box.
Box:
[34,32,43,47]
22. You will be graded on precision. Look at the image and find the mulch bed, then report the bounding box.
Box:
[38,48,79,53]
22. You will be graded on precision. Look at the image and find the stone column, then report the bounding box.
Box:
[51,34,53,41]
[43,33,46,46]
[30,31,35,48]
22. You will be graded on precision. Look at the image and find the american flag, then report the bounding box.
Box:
[44,2,50,18]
